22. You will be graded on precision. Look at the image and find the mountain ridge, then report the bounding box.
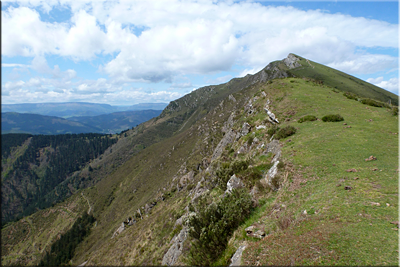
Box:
[1,54,398,266]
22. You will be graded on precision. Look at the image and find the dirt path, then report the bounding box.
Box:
[306,59,314,69]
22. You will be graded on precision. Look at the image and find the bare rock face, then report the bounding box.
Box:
[230,244,247,266]
[161,226,189,266]
[212,129,237,161]
[283,53,301,69]
[225,174,244,194]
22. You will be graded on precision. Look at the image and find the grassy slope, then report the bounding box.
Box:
[287,54,398,106]
[223,78,398,266]
[1,193,87,266]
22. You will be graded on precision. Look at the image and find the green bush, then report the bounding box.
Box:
[392,106,398,116]
[275,126,297,140]
[343,92,359,100]
[322,114,344,122]
[360,98,390,108]
[216,160,249,190]
[188,188,253,266]
[267,126,279,136]
[298,115,317,123]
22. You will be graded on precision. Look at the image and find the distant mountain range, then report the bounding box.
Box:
[1,102,168,118]
[1,109,163,135]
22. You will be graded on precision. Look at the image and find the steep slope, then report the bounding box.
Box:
[2,54,398,266]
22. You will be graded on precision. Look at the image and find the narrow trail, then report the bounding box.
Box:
[306,58,314,69]
[81,192,92,215]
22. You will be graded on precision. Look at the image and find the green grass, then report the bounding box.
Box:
[237,78,398,265]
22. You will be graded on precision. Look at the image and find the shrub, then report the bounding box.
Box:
[392,106,398,116]
[215,159,249,190]
[188,188,253,266]
[267,126,279,136]
[298,115,317,123]
[360,98,390,108]
[275,126,297,140]
[322,114,344,122]
[343,92,359,100]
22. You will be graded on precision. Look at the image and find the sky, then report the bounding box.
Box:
[1,0,399,106]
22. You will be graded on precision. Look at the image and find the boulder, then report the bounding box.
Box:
[229,244,247,266]
[211,129,236,161]
[283,53,301,69]
[242,122,251,136]
[161,226,189,266]
[225,174,244,194]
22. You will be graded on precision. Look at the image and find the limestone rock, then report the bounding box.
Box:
[162,226,189,266]
[283,53,301,69]
[229,244,247,266]
[212,129,236,161]
[225,174,244,194]
[242,122,251,136]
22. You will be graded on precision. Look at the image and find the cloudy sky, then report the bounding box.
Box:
[2,0,398,106]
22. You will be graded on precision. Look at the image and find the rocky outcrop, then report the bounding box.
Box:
[283,53,301,69]
[264,99,279,124]
[245,225,266,239]
[162,226,189,266]
[262,140,282,190]
[230,244,247,266]
[211,129,237,161]
[111,222,126,239]
[225,174,244,195]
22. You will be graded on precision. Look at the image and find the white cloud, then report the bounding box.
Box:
[2,1,398,81]
[328,54,398,75]
[367,77,399,94]
[1,0,398,103]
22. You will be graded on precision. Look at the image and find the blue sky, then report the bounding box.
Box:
[2,0,398,106]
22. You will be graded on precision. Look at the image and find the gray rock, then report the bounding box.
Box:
[162,226,189,266]
[225,174,244,194]
[241,122,251,136]
[230,245,247,266]
[283,53,301,69]
[211,129,236,161]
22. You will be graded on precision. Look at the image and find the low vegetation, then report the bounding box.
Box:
[275,126,297,139]
[298,115,317,123]
[321,114,344,122]
[188,188,253,266]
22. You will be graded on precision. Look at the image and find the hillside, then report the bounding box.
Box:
[1,112,102,135]
[1,54,398,266]
[1,102,167,118]
[68,110,162,134]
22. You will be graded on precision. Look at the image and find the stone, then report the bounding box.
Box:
[365,155,377,161]
[229,245,247,266]
[241,122,251,136]
[245,226,255,234]
[225,174,244,194]
[283,53,301,69]
[256,125,266,130]
[162,226,189,266]
[211,129,236,161]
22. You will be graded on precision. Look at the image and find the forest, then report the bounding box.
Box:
[1,133,117,225]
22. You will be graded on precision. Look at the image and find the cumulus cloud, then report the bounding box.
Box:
[2,1,398,81]
[367,77,399,94]
[1,0,398,103]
